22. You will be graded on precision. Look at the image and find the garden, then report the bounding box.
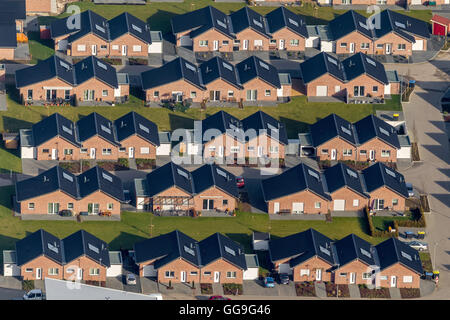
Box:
[358,284,391,299]
[294,282,316,297]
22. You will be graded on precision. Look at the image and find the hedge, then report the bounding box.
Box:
[364,206,398,238]
[396,207,426,228]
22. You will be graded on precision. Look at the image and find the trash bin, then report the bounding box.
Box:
[425,272,433,280]
[405,231,414,239]
[417,231,425,239]
[409,80,416,89]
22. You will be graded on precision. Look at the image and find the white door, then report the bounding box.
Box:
[350,272,356,284]
[243,40,248,50]
[90,148,96,159]
[114,87,121,97]
[257,146,263,157]
[122,45,127,56]
[36,268,42,280]
[384,84,391,95]
[137,197,145,210]
[369,150,375,161]
[181,271,187,282]
[129,147,134,159]
[277,87,283,97]
[218,146,224,157]
[292,202,304,214]
[214,271,220,283]
[273,202,280,214]
[213,40,219,51]
[331,149,337,160]
[445,0,449,4]
[385,44,391,55]
[279,39,285,50]
[390,276,397,287]
[316,86,328,96]
[77,268,83,280]
[333,200,345,211]
[349,43,355,53]
[92,45,97,56]
[316,269,322,281]
[51,149,58,160]
[412,40,423,51]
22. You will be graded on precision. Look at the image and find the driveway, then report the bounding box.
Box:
[21,159,58,176]
[392,51,450,299]
[0,288,25,300]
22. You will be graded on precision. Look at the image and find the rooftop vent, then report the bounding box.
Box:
[385,168,396,178]
[319,245,331,256]
[379,127,390,136]
[348,60,356,68]
[102,172,113,183]
[177,168,189,180]
[222,62,233,72]
[360,248,372,258]
[308,169,320,180]
[217,19,227,29]
[43,176,50,183]
[366,57,377,67]
[97,61,108,70]
[95,24,106,33]
[288,18,299,27]
[244,64,251,71]
[401,251,412,261]
[101,124,111,135]
[346,168,358,179]
[327,56,338,65]
[48,242,59,254]
[252,18,263,28]
[341,125,352,136]
[62,125,73,136]
[185,63,197,72]
[259,61,270,70]
[184,245,195,256]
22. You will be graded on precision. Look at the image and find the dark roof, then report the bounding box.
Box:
[268,228,335,267]
[133,230,201,268]
[77,166,125,202]
[62,230,110,267]
[141,57,205,90]
[241,111,288,145]
[265,7,308,38]
[333,234,376,268]
[324,163,368,197]
[372,10,430,41]
[31,113,80,148]
[15,229,64,266]
[362,162,409,198]
[300,52,345,84]
[145,162,194,197]
[50,10,89,39]
[15,166,79,202]
[73,56,118,88]
[230,6,269,38]
[68,10,110,43]
[199,57,242,89]
[309,113,356,147]
[108,12,151,44]
[0,0,26,22]
[0,24,17,48]
[261,163,331,202]
[191,164,239,199]
[76,112,119,146]
[354,114,400,148]
[343,53,389,85]
[375,237,423,274]
[328,10,373,41]
[201,110,244,141]
[114,112,160,146]
[253,232,270,241]
[236,56,281,88]
[198,233,247,270]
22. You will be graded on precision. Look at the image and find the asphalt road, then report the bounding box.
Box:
[0,288,25,300]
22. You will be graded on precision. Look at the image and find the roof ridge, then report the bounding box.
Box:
[210,164,217,188]
[175,230,183,259]
[40,229,45,256]
[309,229,319,256]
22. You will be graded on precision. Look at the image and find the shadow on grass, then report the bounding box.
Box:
[109,231,148,251]
[279,116,309,138]
[168,113,195,131]
[2,116,35,133]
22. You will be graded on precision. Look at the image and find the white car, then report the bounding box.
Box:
[407,241,428,251]
[126,273,137,285]
[406,183,414,197]
[23,289,45,300]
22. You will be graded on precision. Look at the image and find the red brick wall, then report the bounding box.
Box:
[267,190,330,214]
[118,135,157,159]
[0,48,15,60]
[26,0,53,14]
[200,259,243,284]
[270,28,306,51]
[20,256,63,280]
[64,256,107,282]
[77,136,119,161]
[70,34,109,57]
[109,34,149,57]
[273,256,333,282]
[192,186,237,212]
[316,137,357,161]
[373,33,413,56]
[368,186,406,211]
[36,136,80,161]
[334,260,374,285]
[377,264,421,288]
[357,138,397,162]
[145,79,205,103]
[329,187,369,211]
[335,31,373,55]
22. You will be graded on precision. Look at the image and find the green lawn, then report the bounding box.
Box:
[27,32,55,64]
[372,216,410,232]
[0,145,21,174]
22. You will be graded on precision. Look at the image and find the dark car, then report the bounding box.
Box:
[236,176,245,188]
[279,273,290,285]
[209,296,231,300]
[59,210,73,217]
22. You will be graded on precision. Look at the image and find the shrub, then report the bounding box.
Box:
[295,282,316,297]
[135,158,155,170]
[396,207,426,228]
[200,283,213,295]
[174,102,190,113]
[365,206,399,238]
[222,283,243,295]
[400,288,420,299]
[118,158,129,168]
[22,280,34,291]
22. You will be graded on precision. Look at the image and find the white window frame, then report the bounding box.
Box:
[381,150,390,157]
[132,45,142,52]
[300,269,310,276]
[343,149,352,156]
[269,146,278,154]
[315,202,321,209]
[102,90,108,97]
[254,39,263,47]
[353,199,359,207]
[190,91,197,99]
[226,271,236,278]
[376,44,384,49]
[227,90,234,97]
[165,271,175,278]
[107,203,113,211]
[290,39,299,46]
[361,43,370,49]
[25,268,33,273]
[112,45,119,50]
[77,44,86,52]
[359,150,367,156]
[230,146,240,153]
[68,203,74,210]
[119,147,126,153]
[397,44,406,50]
[80,148,88,154]
[102,148,112,155]
[199,40,208,47]
[340,42,347,48]
[48,268,59,276]
[265,89,271,97]
[89,268,100,276]
[247,146,255,151]
[189,271,198,276]
[28,203,35,210]
[222,40,229,46]
[140,147,150,154]
[392,199,398,206]
[403,276,413,283]
[362,273,372,280]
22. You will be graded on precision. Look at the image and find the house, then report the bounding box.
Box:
[9,229,118,282]
[50,10,161,57]
[362,162,409,212]
[300,52,396,100]
[134,230,249,284]
[15,166,125,216]
[15,55,129,105]
[375,237,423,288]
[261,163,331,214]
[431,14,450,36]
[252,232,270,251]
[134,162,238,214]
[269,228,336,282]
[0,0,26,60]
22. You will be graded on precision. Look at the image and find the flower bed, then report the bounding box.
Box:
[222,283,243,295]
[359,285,390,298]
[101,58,122,65]
[325,282,350,298]
[129,58,148,65]
[97,159,129,171]
[295,282,316,297]
[399,288,420,299]
[85,280,106,287]
[420,195,430,213]
[200,283,213,295]
[59,161,90,173]
[411,142,420,161]
[136,158,156,170]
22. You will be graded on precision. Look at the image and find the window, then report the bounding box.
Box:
[222,40,229,45]
[339,273,347,277]
[269,146,278,154]
[27,89,33,100]
[28,203,35,210]
[398,44,406,50]
[403,276,413,283]
[190,271,198,276]
[315,202,321,209]
[247,146,255,151]
[140,147,150,154]
[102,90,108,97]
[119,147,126,153]
[43,149,50,153]
[362,273,372,280]
[199,40,208,47]
[226,271,236,278]
[153,91,159,98]
[190,91,197,98]
[133,45,142,52]
[77,44,86,52]
[373,86,378,92]
[64,149,73,155]
[230,146,240,153]
[102,148,112,155]
[48,268,59,275]
[340,42,347,47]
[359,150,367,156]
[203,271,211,276]
[209,146,216,151]
[89,268,100,276]
[83,90,95,101]
[107,203,114,211]
[66,268,74,273]
[88,203,100,214]
[233,40,240,45]
[354,86,365,97]
[165,271,175,278]
[246,90,257,101]
[68,203,74,210]
[379,275,388,280]
[227,91,234,97]
[300,269,310,276]
[223,199,228,206]
[321,149,328,155]
[343,149,352,156]
[392,199,398,206]
[335,86,341,93]
[270,39,276,45]
[290,39,299,46]
[381,150,390,157]
[254,39,262,46]
[353,199,359,207]
[64,90,70,100]
[100,45,107,50]
[376,44,384,49]
[265,90,271,97]
[112,45,119,50]
[48,203,59,214]
[80,148,88,154]
[361,43,370,49]
[25,268,33,273]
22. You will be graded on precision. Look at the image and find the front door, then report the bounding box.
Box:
[203,199,214,210]
[349,43,355,53]
[331,149,337,160]
[77,268,83,280]
[369,150,375,161]
[385,43,391,55]
[122,45,127,56]
[51,148,58,160]
[90,148,96,159]
[181,271,187,283]
[279,39,285,50]
[218,146,224,157]
[390,276,397,287]
[36,268,42,280]
[129,147,134,159]
[92,45,97,56]
[210,90,220,101]
[274,202,280,214]
[316,269,322,281]
[350,272,356,284]
[213,40,219,51]
[214,271,220,283]
[243,40,248,50]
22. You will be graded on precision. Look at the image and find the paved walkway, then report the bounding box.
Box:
[315,282,327,298]
[348,284,361,298]
[389,287,402,300]
[212,283,224,296]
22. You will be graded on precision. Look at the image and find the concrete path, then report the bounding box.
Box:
[348,284,361,298]
[389,287,402,300]
[0,276,22,290]
[420,279,436,298]
[315,282,327,298]
[212,283,224,296]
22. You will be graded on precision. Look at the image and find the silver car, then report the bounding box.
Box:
[406,183,414,197]
[407,241,428,251]
[126,273,137,285]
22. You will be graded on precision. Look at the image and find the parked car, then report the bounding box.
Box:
[126,273,137,285]
[263,277,275,288]
[279,273,290,285]
[59,210,73,217]
[406,183,414,197]
[407,241,428,251]
[209,295,231,300]
[23,289,45,300]
[236,176,245,188]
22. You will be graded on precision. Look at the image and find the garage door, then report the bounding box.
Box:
[384,84,391,95]
[316,86,328,96]
[180,36,193,47]
[412,40,423,51]
[279,263,292,275]
[4,263,21,277]
[292,202,304,214]
[333,200,345,211]
[106,265,123,277]
[143,265,157,277]
[411,0,421,4]
[433,23,446,36]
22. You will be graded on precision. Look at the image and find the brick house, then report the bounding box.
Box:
[307,113,401,163]
[261,163,332,214]
[300,52,398,100]
[15,55,129,105]
[134,230,248,284]
[50,11,158,57]
[134,162,239,214]
[15,166,125,216]
[26,0,56,15]
[269,229,336,282]
[0,0,26,60]
[13,229,114,282]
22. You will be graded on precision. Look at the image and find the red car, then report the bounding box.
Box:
[209,295,231,300]
[236,176,245,188]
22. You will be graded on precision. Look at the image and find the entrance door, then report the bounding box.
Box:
[77,268,83,280]
[257,146,263,157]
[90,148,96,159]
[331,149,337,160]
[279,39,285,50]
[369,150,375,161]
[36,268,42,280]
[273,202,280,214]
[51,149,58,160]
[122,45,127,56]
[129,147,134,159]
[92,45,97,56]
[385,44,391,55]
[350,272,356,284]
[390,276,397,287]
[181,271,187,283]
[243,40,249,50]
[46,89,57,101]
[349,43,355,53]
[333,200,345,211]
[214,271,220,283]
[210,90,220,101]
[316,269,322,281]
[213,40,219,51]
[203,199,214,210]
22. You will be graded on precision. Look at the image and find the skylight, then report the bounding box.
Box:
[185,63,197,72]
[177,168,189,179]
[63,172,74,182]
[288,18,299,27]
[95,24,106,33]
[222,62,233,71]
[395,21,406,29]
[101,124,111,134]
[184,245,195,256]
[216,19,227,29]
[60,60,71,70]
[319,245,331,256]
[308,169,320,180]
[224,246,236,256]
[139,123,150,134]
[360,248,372,258]
[341,126,352,136]
[379,127,390,136]
[259,61,270,70]
[366,57,377,67]
[97,61,108,70]
[48,243,59,254]
[267,123,278,131]
[359,21,369,30]
[252,18,263,28]
[62,125,73,135]
[385,168,396,178]
[88,243,100,254]
[102,172,113,182]
[132,24,142,33]
[216,168,228,179]
[346,168,358,179]
[401,251,412,261]
[327,57,338,65]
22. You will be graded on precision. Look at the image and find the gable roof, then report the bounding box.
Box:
[77,166,125,202]
[261,163,331,202]
[201,110,244,141]
[354,114,400,148]
[114,112,160,146]
[375,237,423,274]
[74,56,119,88]
[362,162,409,198]
[230,6,270,38]
[265,7,308,38]
[300,52,345,84]
[198,233,247,270]
[236,56,281,88]
[241,111,288,145]
[145,162,194,197]
[0,24,18,48]
[199,57,242,89]
[15,229,64,266]
[191,164,239,199]
[76,112,119,146]
[372,10,430,41]
[333,234,376,268]
[0,0,25,23]
[343,53,389,85]
[324,163,368,198]
[309,113,356,147]
[141,57,205,90]
[268,228,335,267]
[62,230,110,267]
[31,113,80,148]
[108,12,151,44]
[329,10,373,41]
[68,10,110,43]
